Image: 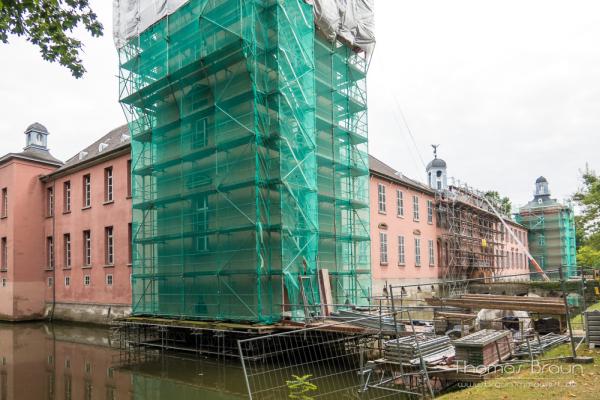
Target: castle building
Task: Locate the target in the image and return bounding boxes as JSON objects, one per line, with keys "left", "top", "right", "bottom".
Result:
{"left": 516, "top": 176, "right": 577, "bottom": 278}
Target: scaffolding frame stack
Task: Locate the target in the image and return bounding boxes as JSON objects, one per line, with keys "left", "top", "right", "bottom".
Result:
{"left": 516, "top": 202, "right": 577, "bottom": 279}
{"left": 118, "top": 0, "right": 371, "bottom": 324}
{"left": 436, "top": 185, "right": 505, "bottom": 297}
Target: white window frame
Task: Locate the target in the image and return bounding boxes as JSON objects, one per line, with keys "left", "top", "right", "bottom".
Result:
{"left": 378, "top": 184, "right": 386, "bottom": 213}
{"left": 379, "top": 232, "right": 388, "bottom": 265}
{"left": 398, "top": 235, "right": 405, "bottom": 266}
{"left": 106, "top": 274, "right": 113, "bottom": 286}
{"left": 413, "top": 195, "right": 420, "bottom": 221}
{"left": 47, "top": 236, "right": 54, "bottom": 269}
{"left": 83, "top": 174, "right": 91, "bottom": 208}
{"left": 47, "top": 187, "right": 54, "bottom": 216}
{"left": 84, "top": 275, "right": 91, "bottom": 286}
{"left": 64, "top": 233, "right": 71, "bottom": 268}
{"left": 105, "top": 167, "right": 114, "bottom": 202}
{"left": 65, "top": 276, "right": 70, "bottom": 287}
{"left": 415, "top": 237, "right": 421, "bottom": 266}
{"left": 105, "top": 226, "right": 114, "bottom": 265}
{"left": 83, "top": 230, "right": 91, "bottom": 266}
{"left": 427, "top": 200, "right": 433, "bottom": 224}
{"left": 428, "top": 239, "right": 435, "bottom": 266}
{"left": 396, "top": 190, "right": 404, "bottom": 217}
{"left": 64, "top": 181, "right": 71, "bottom": 212}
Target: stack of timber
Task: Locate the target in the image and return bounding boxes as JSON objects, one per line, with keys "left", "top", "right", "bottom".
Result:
{"left": 333, "top": 310, "right": 403, "bottom": 333}
{"left": 453, "top": 329, "right": 513, "bottom": 366}
{"left": 426, "top": 294, "right": 567, "bottom": 315}
{"left": 385, "top": 334, "right": 453, "bottom": 365}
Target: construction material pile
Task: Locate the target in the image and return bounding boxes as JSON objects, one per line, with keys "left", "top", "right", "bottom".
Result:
{"left": 335, "top": 310, "right": 403, "bottom": 333}
{"left": 385, "top": 334, "right": 453, "bottom": 365}
{"left": 513, "top": 333, "right": 570, "bottom": 357}
{"left": 453, "top": 329, "right": 513, "bottom": 366}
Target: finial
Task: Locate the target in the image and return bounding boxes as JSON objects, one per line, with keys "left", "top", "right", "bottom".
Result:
{"left": 431, "top": 144, "right": 440, "bottom": 159}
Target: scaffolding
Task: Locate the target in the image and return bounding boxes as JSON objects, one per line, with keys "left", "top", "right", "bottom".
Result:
{"left": 516, "top": 203, "right": 577, "bottom": 279}
{"left": 118, "top": 0, "right": 371, "bottom": 323}
{"left": 436, "top": 186, "right": 504, "bottom": 297}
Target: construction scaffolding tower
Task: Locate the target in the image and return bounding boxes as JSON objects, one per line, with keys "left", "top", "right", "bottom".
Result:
{"left": 436, "top": 185, "right": 504, "bottom": 297}
{"left": 516, "top": 203, "right": 577, "bottom": 279}
{"left": 118, "top": 0, "right": 371, "bottom": 323}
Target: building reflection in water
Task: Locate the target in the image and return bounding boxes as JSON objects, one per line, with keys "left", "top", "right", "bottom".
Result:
{"left": 0, "top": 323, "right": 246, "bottom": 400}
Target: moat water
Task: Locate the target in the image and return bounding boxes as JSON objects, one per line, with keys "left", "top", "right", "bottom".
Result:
{"left": 0, "top": 322, "right": 247, "bottom": 399}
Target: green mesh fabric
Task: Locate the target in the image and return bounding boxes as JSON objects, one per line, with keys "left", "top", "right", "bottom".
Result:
{"left": 516, "top": 206, "right": 577, "bottom": 279}
{"left": 119, "top": 0, "right": 370, "bottom": 323}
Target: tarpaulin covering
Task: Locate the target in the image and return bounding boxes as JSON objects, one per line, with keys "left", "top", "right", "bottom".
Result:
{"left": 113, "top": 0, "right": 375, "bottom": 54}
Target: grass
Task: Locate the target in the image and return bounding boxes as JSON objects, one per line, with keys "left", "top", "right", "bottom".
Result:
{"left": 438, "top": 345, "right": 600, "bottom": 400}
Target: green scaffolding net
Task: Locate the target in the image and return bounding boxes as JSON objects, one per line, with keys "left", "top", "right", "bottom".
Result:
{"left": 516, "top": 204, "right": 577, "bottom": 279}
{"left": 119, "top": 0, "right": 371, "bottom": 323}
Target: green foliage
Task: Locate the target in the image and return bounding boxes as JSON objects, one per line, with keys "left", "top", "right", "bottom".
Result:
{"left": 484, "top": 190, "right": 512, "bottom": 215}
{"left": 0, "top": 0, "right": 103, "bottom": 78}
{"left": 573, "top": 166, "right": 600, "bottom": 267}
{"left": 576, "top": 245, "right": 600, "bottom": 268}
{"left": 286, "top": 374, "right": 318, "bottom": 400}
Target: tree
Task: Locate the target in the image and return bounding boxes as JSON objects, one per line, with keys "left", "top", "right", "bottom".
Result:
{"left": 573, "top": 165, "right": 600, "bottom": 267}
{"left": 484, "top": 190, "right": 512, "bottom": 216}
{"left": 0, "top": 1, "right": 103, "bottom": 78}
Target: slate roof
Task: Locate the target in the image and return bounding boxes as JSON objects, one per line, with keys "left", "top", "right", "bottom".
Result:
{"left": 369, "top": 155, "right": 433, "bottom": 194}
{"left": 0, "top": 147, "right": 63, "bottom": 167}
{"left": 49, "top": 125, "right": 130, "bottom": 175}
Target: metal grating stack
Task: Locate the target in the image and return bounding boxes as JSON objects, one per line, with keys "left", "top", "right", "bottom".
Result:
{"left": 585, "top": 311, "right": 600, "bottom": 347}
{"left": 453, "top": 329, "right": 513, "bottom": 366}
{"left": 385, "top": 334, "right": 453, "bottom": 365}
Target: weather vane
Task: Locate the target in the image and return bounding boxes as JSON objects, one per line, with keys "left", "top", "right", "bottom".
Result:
{"left": 431, "top": 144, "right": 440, "bottom": 159}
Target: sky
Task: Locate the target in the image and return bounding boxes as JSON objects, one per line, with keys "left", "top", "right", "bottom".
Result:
{"left": 1, "top": 0, "right": 599, "bottom": 209}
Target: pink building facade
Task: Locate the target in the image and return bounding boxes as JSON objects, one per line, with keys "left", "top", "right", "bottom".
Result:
{"left": 0, "top": 124, "right": 133, "bottom": 323}
{"left": 42, "top": 126, "right": 133, "bottom": 322}
{"left": 369, "top": 156, "right": 440, "bottom": 294}
{"left": 0, "top": 123, "right": 63, "bottom": 320}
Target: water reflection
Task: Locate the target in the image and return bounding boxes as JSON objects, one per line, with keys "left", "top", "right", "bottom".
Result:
{"left": 0, "top": 323, "right": 246, "bottom": 400}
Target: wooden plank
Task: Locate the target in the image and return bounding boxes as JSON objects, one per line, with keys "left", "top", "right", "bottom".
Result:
{"left": 318, "top": 269, "right": 334, "bottom": 316}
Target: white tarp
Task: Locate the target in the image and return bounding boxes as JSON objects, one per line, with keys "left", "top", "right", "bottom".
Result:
{"left": 113, "top": 0, "right": 188, "bottom": 48}
{"left": 113, "top": 0, "right": 375, "bottom": 55}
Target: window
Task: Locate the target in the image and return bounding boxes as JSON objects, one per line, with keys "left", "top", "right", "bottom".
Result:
{"left": 106, "top": 274, "right": 113, "bottom": 286}
{"left": 413, "top": 195, "right": 420, "bottom": 221}
{"left": 194, "top": 197, "right": 209, "bottom": 252}
{"left": 83, "top": 174, "right": 91, "bottom": 208}
{"left": 538, "top": 234, "right": 545, "bottom": 246}
{"left": 104, "top": 167, "right": 113, "bottom": 202}
{"left": 398, "top": 236, "right": 405, "bottom": 265}
{"left": 105, "top": 227, "right": 114, "bottom": 265}
{"left": 1, "top": 278, "right": 6, "bottom": 287}
{"left": 84, "top": 275, "right": 91, "bottom": 286}
{"left": 63, "top": 234, "right": 71, "bottom": 268}
{"left": 377, "top": 184, "right": 386, "bottom": 213}
{"left": 46, "top": 236, "right": 54, "bottom": 269}
{"left": 47, "top": 277, "right": 53, "bottom": 287}
{"left": 1, "top": 237, "right": 6, "bottom": 270}
{"left": 427, "top": 200, "right": 433, "bottom": 224}
{"left": 379, "top": 232, "right": 388, "bottom": 265}
{"left": 192, "top": 118, "right": 208, "bottom": 148}
{"left": 128, "top": 223, "right": 133, "bottom": 264}
{"left": 65, "top": 276, "right": 70, "bottom": 287}
{"left": 428, "top": 240, "right": 435, "bottom": 266}
{"left": 63, "top": 181, "right": 71, "bottom": 212}
{"left": 1, "top": 188, "right": 7, "bottom": 217}
{"left": 127, "top": 160, "right": 132, "bottom": 197}
{"left": 83, "top": 230, "right": 91, "bottom": 266}
{"left": 396, "top": 190, "right": 404, "bottom": 217}
{"left": 46, "top": 187, "right": 54, "bottom": 216}
{"left": 415, "top": 238, "right": 421, "bottom": 266}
